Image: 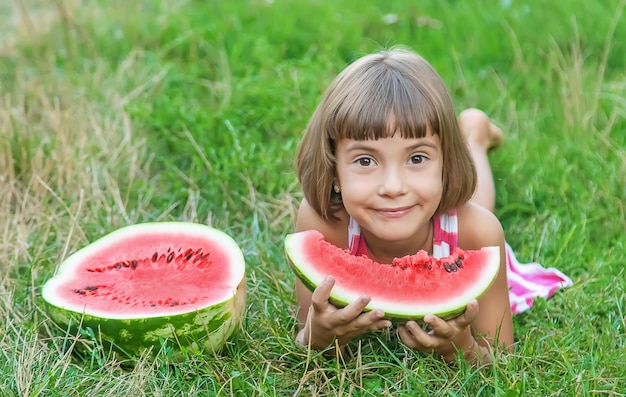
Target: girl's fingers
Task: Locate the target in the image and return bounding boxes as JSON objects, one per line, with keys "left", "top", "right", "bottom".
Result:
{"left": 397, "top": 325, "right": 414, "bottom": 348}
{"left": 310, "top": 276, "right": 335, "bottom": 312}
{"left": 423, "top": 300, "right": 480, "bottom": 336}
{"left": 359, "top": 309, "right": 391, "bottom": 331}
{"left": 453, "top": 300, "right": 479, "bottom": 326}
{"left": 336, "top": 295, "right": 372, "bottom": 323}
{"left": 423, "top": 314, "right": 452, "bottom": 337}
{"left": 398, "top": 321, "right": 434, "bottom": 350}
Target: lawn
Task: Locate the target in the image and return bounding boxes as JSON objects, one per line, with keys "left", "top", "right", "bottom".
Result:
{"left": 1, "top": 0, "right": 625, "bottom": 395}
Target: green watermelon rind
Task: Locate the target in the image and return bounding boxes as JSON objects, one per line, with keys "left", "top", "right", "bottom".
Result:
{"left": 42, "top": 280, "right": 246, "bottom": 359}
{"left": 285, "top": 230, "right": 500, "bottom": 322}
{"left": 40, "top": 222, "right": 247, "bottom": 359}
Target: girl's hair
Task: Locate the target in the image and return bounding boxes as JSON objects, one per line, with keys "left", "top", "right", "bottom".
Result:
{"left": 296, "top": 47, "right": 477, "bottom": 221}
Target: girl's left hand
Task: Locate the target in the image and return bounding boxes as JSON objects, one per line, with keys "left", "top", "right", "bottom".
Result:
{"left": 397, "top": 299, "right": 480, "bottom": 361}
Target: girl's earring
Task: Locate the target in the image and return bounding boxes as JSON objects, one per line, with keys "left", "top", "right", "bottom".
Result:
{"left": 333, "top": 185, "right": 341, "bottom": 194}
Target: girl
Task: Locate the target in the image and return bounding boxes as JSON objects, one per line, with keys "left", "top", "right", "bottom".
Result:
{"left": 293, "top": 47, "right": 514, "bottom": 364}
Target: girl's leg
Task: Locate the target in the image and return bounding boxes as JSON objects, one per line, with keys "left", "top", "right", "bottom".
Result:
{"left": 458, "top": 108, "right": 503, "bottom": 213}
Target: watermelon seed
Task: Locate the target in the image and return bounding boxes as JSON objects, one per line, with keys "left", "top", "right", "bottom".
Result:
{"left": 131, "top": 260, "right": 138, "bottom": 269}
{"left": 443, "top": 263, "right": 458, "bottom": 273}
{"left": 169, "top": 301, "right": 179, "bottom": 306}
{"left": 85, "top": 286, "right": 98, "bottom": 291}
{"left": 455, "top": 258, "right": 463, "bottom": 268}
{"left": 114, "top": 262, "right": 122, "bottom": 270}
{"left": 74, "top": 289, "right": 86, "bottom": 295}
{"left": 186, "top": 253, "right": 193, "bottom": 261}
{"left": 167, "top": 252, "right": 174, "bottom": 263}
{"left": 152, "top": 252, "right": 158, "bottom": 262}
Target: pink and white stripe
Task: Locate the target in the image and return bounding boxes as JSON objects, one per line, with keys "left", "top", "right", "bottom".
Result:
{"left": 504, "top": 242, "right": 573, "bottom": 314}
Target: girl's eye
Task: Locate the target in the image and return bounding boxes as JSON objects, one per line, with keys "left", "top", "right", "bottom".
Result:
{"left": 409, "top": 155, "right": 427, "bottom": 165}
{"left": 356, "top": 157, "right": 375, "bottom": 167}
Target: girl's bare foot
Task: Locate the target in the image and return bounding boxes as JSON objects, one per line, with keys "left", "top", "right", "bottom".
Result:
{"left": 458, "top": 108, "right": 504, "bottom": 152}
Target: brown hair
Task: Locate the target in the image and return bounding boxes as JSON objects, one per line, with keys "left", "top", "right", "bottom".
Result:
{"left": 296, "top": 47, "right": 476, "bottom": 221}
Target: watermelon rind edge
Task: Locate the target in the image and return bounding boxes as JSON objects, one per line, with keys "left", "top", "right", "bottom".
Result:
{"left": 284, "top": 230, "right": 500, "bottom": 322}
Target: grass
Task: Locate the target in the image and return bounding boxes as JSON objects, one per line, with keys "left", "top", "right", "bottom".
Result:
{"left": 1, "top": 0, "right": 625, "bottom": 395}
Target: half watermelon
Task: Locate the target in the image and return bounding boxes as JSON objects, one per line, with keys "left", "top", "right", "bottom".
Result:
{"left": 41, "top": 222, "right": 246, "bottom": 359}
{"left": 285, "top": 230, "right": 500, "bottom": 320}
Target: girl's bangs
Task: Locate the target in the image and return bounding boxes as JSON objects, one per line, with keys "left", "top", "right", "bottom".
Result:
{"left": 329, "top": 69, "right": 437, "bottom": 141}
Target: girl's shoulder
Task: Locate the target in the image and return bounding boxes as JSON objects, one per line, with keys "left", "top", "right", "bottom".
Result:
{"left": 455, "top": 201, "right": 505, "bottom": 250}
{"left": 296, "top": 199, "right": 350, "bottom": 249}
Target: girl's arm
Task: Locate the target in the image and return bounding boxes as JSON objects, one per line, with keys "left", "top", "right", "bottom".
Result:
{"left": 458, "top": 202, "right": 514, "bottom": 354}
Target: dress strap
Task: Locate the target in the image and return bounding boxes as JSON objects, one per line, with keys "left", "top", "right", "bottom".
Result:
{"left": 347, "top": 216, "right": 361, "bottom": 255}
{"left": 433, "top": 209, "right": 459, "bottom": 259}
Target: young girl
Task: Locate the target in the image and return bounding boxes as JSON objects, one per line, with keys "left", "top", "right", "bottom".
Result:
{"left": 292, "top": 47, "right": 514, "bottom": 364}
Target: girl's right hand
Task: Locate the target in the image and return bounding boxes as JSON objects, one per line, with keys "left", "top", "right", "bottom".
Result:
{"left": 296, "top": 276, "right": 393, "bottom": 350}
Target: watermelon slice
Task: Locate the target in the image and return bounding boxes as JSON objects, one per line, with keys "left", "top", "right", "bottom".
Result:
{"left": 285, "top": 230, "right": 500, "bottom": 320}
{"left": 41, "top": 222, "right": 246, "bottom": 359}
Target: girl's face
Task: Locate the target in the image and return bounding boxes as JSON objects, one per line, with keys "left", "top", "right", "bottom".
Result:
{"left": 335, "top": 131, "right": 444, "bottom": 253}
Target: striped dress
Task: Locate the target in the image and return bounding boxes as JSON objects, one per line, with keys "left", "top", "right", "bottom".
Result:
{"left": 348, "top": 210, "right": 573, "bottom": 314}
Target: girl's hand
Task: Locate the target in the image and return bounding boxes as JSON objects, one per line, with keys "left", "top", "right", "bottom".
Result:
{"left": 297, "top": 276, "right": 393, "bottom": 350}
{"left": 397, "top": 299, "right": 481, "bottom": 362}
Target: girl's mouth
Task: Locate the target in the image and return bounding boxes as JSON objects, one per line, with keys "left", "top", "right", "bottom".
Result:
{"left": 375, "top": 206, "right": 414, "bottom": 218}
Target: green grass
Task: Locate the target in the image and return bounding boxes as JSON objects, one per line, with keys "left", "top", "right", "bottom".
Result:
{"left": 1, "top": 0, "right": 625, "bottom": 395}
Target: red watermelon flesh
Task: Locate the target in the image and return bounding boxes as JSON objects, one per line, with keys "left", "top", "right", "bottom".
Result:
{"left": 285, "top": 230, "right": 500, "bottom": 320}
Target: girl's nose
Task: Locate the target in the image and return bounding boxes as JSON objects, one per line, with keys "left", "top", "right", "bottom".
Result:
{"left": 378, "top": 168, "right": 407, "bottom": 197}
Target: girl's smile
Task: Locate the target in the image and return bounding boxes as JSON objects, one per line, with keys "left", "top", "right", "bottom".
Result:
{"left": 374, "top": 205, "right": 415, "bottom": 218}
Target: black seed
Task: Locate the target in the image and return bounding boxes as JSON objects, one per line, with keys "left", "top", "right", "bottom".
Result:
{"left": 150, "top": 304, "right": 156, "bottom": 307}
{"left": 455, "top": 259, "right": 463, "bottom": 268}
{"left": 443, "top": 263, "right": 453, "bottom": 273}
{"left": 131, "top": 260, "right": 138, "bottom": 269}
{"left": 451, "top": 263, "right": 458, "bottom": 272}
{"left": 169, "top": 301, "right": 179, "bottom": 306}
{"left": 87, "top": 269, "right": 95, "bottom": 272}
{"left": 152, "top": 252, "right": 158, "bottom": 262}
{"left": 85, "top": 286, "right": 98, "bottom": 291}
{"left": 114, "top": 263, "right": 122, "bottom": 270}
{"left": 186, "top": 253, "right": 193, "bottom": 261}
{"left": 74, "top": 289, "right": 86, "bottom": 295}
{"left": 167, "top": 252, "right": 174, "bottom": 263}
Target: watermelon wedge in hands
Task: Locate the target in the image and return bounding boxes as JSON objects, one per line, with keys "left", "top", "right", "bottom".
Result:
{"left": 284, "top": 230, "right": 500, "bottom": 321}
{"left": 41, "top": 222, "right": 246, "bottom": 359}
